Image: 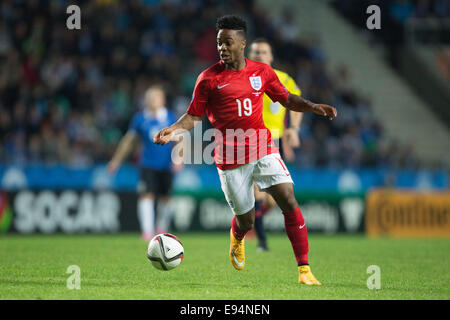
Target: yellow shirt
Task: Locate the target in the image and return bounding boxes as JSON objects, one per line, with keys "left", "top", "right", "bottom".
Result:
{"left": 263, "top": 69, "right": 301, "bottom": 139}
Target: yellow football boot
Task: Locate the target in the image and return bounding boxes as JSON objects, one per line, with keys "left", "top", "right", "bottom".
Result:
{"left": 298, "top": 265, "right": 322, "bottom": 285}
{"left": 229, "top": 229, "right": 245, "bottom": 270}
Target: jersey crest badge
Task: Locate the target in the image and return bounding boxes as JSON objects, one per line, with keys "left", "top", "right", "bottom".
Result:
{"left": 249, "top": 76, "right": 262, "bottom": 91}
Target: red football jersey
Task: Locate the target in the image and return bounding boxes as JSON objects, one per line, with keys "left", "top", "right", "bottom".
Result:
{"left": 186, "top": 58, "right": 290, "bottom": 170}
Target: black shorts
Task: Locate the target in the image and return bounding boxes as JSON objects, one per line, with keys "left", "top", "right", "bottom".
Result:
{"left": 139, "top": 168, "right": 173, "bottom": 196}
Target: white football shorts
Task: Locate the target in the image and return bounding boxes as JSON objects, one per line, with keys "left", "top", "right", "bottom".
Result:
{"left": 217, "top": 153, "right": 293, "bottom": 215}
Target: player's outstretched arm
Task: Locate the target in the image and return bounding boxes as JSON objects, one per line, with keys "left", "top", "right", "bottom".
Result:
{"left": 107, "top": 131, "right": 138, "bottom": 174}
{"left": 153, "top": 113, "right": 202, "bottom": 146}
{"left": 280, "top": 93, "right": 337, "bottom": 120}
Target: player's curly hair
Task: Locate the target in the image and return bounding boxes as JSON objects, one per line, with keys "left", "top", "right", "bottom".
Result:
{"left": 216, "top": 15, "right": 247, "bottom": 38}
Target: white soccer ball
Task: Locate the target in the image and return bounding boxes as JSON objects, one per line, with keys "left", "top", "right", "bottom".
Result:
{"left": 147, "top": 233, "right": 184, "bottom": 271}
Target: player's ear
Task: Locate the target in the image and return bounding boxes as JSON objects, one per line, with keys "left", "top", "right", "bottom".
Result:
{"left": 241, "top": 39, "right": 246, "bottom": 51}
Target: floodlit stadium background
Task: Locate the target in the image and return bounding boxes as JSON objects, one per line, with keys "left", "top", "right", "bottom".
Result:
{"left": 0, "top": 0, "right": 449, "bottom": 237}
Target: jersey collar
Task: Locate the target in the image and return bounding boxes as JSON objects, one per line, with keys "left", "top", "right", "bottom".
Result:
{"left": 220, "top": 57, "right": 248, "bottom": 72}
{"left": 144, "top": 107, "right": 168, "bottom": 122}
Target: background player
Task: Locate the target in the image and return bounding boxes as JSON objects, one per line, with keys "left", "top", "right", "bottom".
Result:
{"left": 248, "top": 38, "right": 304, "bottom": 251}
{"left": 108, "top": 84, "right": 182, "bottom": 241}
{"left": 154, "top": 15, "right": 336, "bottom": 285}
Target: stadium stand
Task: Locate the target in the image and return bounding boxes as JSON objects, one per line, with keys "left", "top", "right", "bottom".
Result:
{"left": 0, "top": 0, "right": 441, "bottom": 169}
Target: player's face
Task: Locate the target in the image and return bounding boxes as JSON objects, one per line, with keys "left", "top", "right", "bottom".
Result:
{"left": 248, "top": 42, "right": 273, "bottom": 65}
{"left": 145, "top": 88, "right": 165, "bottom": 110}
{"left": 217, "top": 29, "right": 246, "bottom": 65}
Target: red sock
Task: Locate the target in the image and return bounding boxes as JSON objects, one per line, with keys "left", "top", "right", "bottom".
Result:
{"left": 231, "top": 216, "right": 247, "bottom": 241}
{"left": 255, "top": 208, "right": 262, "bottom": 218}
{"left": 283, "top": 207, "right": 309, "bottom": 265}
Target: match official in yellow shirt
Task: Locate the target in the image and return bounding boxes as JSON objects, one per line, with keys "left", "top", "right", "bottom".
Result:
{"left": 248, "top": 38, "right": 303, "bottom": 251}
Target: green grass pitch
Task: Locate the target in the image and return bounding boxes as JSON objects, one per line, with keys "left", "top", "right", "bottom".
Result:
{"left": 0, "top": 233, "right": 449, "bottom": 300}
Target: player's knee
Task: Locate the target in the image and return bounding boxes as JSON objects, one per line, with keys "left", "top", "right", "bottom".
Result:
{"left": 286, "top": 195, "right": 298, "bottom": 212}
{"left": 241, "top": 220, "right": 254, "bottom": 232}
{"left": 237, "top": 216, "right": 254, "bottom": 232}
{"left": 141, "top": 193, "right": 155, "bottom": 200}
{"left": 277, "top": 191, "right": 298, "bottom": 213}
{"left": 159, "top": 196, "right": 170, "bottom": 203}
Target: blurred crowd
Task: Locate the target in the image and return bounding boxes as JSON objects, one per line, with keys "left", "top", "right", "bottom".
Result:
{"left": 333, "top": 0, "right": 450, "bottom": 65}
{"left": 334, "top": 0, "right": 450, "bottom": 30}
{"left": 0, "top": 0, "right": 421, "bottom": 168}
{"left": 435, "top": 47, "right": 450, "bottom": 81}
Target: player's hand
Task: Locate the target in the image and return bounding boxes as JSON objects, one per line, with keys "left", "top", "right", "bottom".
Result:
{"left": 282, "top": 143, "right": 295, "bottom": 162}
{"left": 312, "top": 104, "right": 337, "bottom": 120}
{"left": 153, "top": 127, "right": 175, "bottom": 145}
{"left": 107, "top": 159, "right": 120, "bottom": 175}
{"left": 284, "top": 128, "right": 300, "bottom": 149}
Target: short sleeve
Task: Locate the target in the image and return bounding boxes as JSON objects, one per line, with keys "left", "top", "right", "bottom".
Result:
{"left": 285, "top": 74, "right": 301, "bottom": 96}
{"left": 264, "top": 66, "right": 290, "bottom": 102}
{"left": 128, "top": 113, "right": 140, "bottom": 134}
{"left": 186, "top": 72, "right": 210, "bottom": 117}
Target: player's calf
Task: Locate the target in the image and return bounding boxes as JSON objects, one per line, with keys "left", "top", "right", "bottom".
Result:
{"left": 282, "top": 206, "right": 309, "bottom": 265}
{"left": 266, "top": 183, "right": 316, "bottom": 283}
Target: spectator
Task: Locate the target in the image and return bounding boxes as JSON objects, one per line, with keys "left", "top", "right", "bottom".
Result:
{"left": 0, "top": 0, "right": 420, "bottom": 169}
